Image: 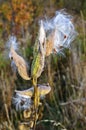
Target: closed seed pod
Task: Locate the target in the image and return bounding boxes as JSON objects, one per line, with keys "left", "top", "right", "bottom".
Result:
{"left": 31, "top": 20, "right": 46, "bottom": 79}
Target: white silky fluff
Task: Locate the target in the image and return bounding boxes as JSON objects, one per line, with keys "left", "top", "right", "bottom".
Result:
{"left": 12, "top": 94, "right": 32, "bottom": 111}
{"left": 6, "top": 36, "right": 19, "bottom": 73}
{"left": 43, "top": 10, "right": 77, "bottom": 54}
{"left": 6, "top": 35, "right": 19, "bottom": 59}
{"left": 7, "top": 35, "right": 18, "bottom": 51}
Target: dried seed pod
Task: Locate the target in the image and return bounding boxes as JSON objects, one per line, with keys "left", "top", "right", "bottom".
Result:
{"left": 15, "top": 84, "right": 51, "bottom": 97}
{"left": 43, "top": 10, "right": 77, "bottom": 55}
{"left": 9, "top": 47, "right": 31, "bottom": 80}
{"left": 46, "top": 31, "right": 55, "bottom": 56}
{"left": 13, "top": 84, "right": 51, "bottom": 111}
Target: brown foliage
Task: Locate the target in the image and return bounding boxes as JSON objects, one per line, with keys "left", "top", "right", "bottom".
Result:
{"left": 0, "top": 0, "right": 34, "bottom": 35}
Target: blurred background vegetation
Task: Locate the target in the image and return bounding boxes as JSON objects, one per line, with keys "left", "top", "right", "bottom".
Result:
{"left": 0, "top": 0, "right": 86, "bottom": 130}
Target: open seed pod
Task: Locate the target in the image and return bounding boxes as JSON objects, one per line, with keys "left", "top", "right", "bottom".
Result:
{"left": 46, "top": 31, "right": 55, "bottom": 56}
{"left": 44, "top": 10, "right": 77, "bottom": 55}
{"left": 12, "top": 84, "right": 51, "bottom": 111}
{"left": 9, "top": 47, "right": 31, "bottom": 80}
{"left": 7, "top": 36, "right": 31, "bottom": 80}
{"left": 15, "top": 84, "right": 51, "bottom": 98}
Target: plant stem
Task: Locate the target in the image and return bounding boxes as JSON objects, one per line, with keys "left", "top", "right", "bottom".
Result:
{"left": 33, "top": 77, "right": 39, "bottom": 130}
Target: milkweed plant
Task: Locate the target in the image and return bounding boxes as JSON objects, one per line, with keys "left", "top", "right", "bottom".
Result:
{"left": 7, "top": 10, "right": 77, "bottom": 130}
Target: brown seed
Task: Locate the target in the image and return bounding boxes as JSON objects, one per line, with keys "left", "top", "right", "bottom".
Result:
{"left": 64, "top": 35, "right": 67, "bottom": 39}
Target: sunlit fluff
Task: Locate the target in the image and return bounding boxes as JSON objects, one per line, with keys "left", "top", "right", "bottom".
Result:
{"left": 7, "top": 35, "right": 18, "bottom": 51}
{"left": 7, "top": 35, "right": 31, "bottom": 80}
{"left": 12, "top": 84, "right": 51, "bottom": 111}
{"left": 7, "top": 35, "right": 19, "bottom": 59}
{"left": 43, "top": 10, "right": 77, "bottom": 54}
